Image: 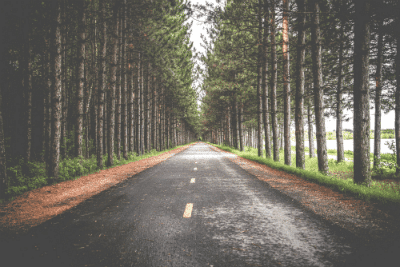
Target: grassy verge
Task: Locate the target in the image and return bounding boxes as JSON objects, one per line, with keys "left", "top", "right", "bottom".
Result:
{"left": 1, "top": 143, "right": 193, "bottom": 203}
{"left": 210, "top": 143, "right": 400, "bottom": 207}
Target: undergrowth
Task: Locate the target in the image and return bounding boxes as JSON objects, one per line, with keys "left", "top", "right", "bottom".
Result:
{"left": 1, "top": 144, "right": 191, "bottom": 203}
{"left": 211, "top": 143, "right": 400, "bottom": 207}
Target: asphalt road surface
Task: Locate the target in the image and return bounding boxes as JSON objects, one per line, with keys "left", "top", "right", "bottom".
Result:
{"left": 1, "top": 143, "right": 397, "bottom": 266}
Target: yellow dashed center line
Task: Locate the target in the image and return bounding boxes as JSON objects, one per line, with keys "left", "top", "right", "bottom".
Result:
{"left": 194, "top": 167, "right": 197, "bottom": 171}
{"left": 183, "top": 203, "right": 193, "bottom": 218}
{"left": 190, "top": 178, "right": 195, "bottom": 183}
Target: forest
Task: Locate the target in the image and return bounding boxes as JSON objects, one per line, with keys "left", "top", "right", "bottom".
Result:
{"left": 0, "top": 0, "right": 201, "bottom": 200}
{"left": 0, "top": 0, "right": 400, "bottom": 202}
{"left": 198, "top": 0, "right": 400, "bottom": 188}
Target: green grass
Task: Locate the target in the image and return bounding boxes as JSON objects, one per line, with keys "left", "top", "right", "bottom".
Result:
{"left": 1, "top": 143, "right": 193, "bottom": 203}
{"left": 210, "top": 143, "right": 400, "bottom": 207}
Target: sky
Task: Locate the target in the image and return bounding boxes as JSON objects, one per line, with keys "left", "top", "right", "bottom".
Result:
{"left": 187, "top": 0, "right": 395, "bottom": 132}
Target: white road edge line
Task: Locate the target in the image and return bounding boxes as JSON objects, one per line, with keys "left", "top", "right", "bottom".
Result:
{"left": 190, "top": 178, "right": 195, "bottom": 183}
{"left": 183, "top": 203, "right": 193, "bottom": 218}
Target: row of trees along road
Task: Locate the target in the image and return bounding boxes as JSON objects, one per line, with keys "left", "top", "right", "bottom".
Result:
{"left": 0, "top": 0, "right": 201, "bottom": 199}
{"left": 198, "top": 0, "right": 400, "bottom": 186}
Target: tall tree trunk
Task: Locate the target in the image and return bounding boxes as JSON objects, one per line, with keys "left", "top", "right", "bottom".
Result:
{"left": 46, "top": 48, "right": 52, "bottom": 166}
{"left": 23, "top": 13, "right": 32, "bottom": 163}
{"left": 257, "top": 0, "right": 263, "bottom": 156}
{"left": 282, "top": 0, "right": 291, "bottom": 165}
{"left": 227, "top": 105, "right": 232, "bottom": 147}
{"left": 232, "top": 97, "right": 238, "bottom": 149}
{"left": 0, "top": 70, "right": 7, "bottom": 199}
{"left": 373, "top": 19, "right": 383, "bottom": 168}
{"left": 144, "top": 62, "right": 149, "bottom": 152}
{"left": 353, "top": 0, "right": 371, "bottom": 185}
{"left": 239, "top": 105, "right": 244, "bottom": 151}
{"left": 161, "top": 85, "right": 165, "bottom": 150}
{"left": 97, "top": 0, "right": 107, "bottom": 169}
{"left": 61, "top": 1, "right": 68, "bottom": 159}
{"left": 140, "top": 58, "right": 144, "bottom": 154}
{"left": 152, "top": 74, "right": 157, "bottom": 150}
{"left": 336, "top": 6, "right": 345, "bottom": 163}
{"left": 107, "top": 4, "right": 119, "bottom": 167}
{"left": 307, "top": 97, "right": 315, "bottom": 158}
{"left": 129, "top": 50, "right": 134, "bottom": 153}
{"left": 166, "top": 108, "right": 170, "bottom": 149}
{"left": 75, "top": 0, "right": 85, "bottom": 158}
{"left": 41, "top": 52, "right": 48, "bottom": 163}
{"left": 262, "top": 0, "right": 270, "bottom": 158}
{"left": 395, "top": 9, "right": 400, "bottom": 175}
{"left": 136, "top": 52, "right": 141, "bottom": 156}
{"left": 116, "top": 9, "right": 122, "bottom": 160}
{"left": 173, "top": 111, "right": 177, "bottom": 147}
{"left": 49, "top": 1, "right": 62, "bottom": 182}
{"left": 295, "top": 0, "right": 305, "bottom": 169}
{"left": 311, "top": 1, "right": 328, "bottom": 174}
{"left": 235, "top": 97, "right": 240, "bottom": 149}
{"left": 104, "top": 89, "right": 108, "bottom": 156}
{"left": 122, "top": 0, "right": 128, "bottom": 159}
{"left": 270, "top": 0, "right": 279, "bottom": 161}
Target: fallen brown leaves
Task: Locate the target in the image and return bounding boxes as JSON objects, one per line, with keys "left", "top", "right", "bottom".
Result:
{"left": 0, "top": 144, "right": 192, "bottom": 234}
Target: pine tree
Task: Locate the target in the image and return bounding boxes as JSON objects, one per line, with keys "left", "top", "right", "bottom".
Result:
{"left": 353, "top": 0, "right": 371, "bottom": 185}
{"left": 311, "top": 1, "right": 328, "bottom": 174}
{"left": 49, "top": 0, "right": 62, "bottom": 182}
{"left": 295, "top": 0, "right": 306, "bottom": 169}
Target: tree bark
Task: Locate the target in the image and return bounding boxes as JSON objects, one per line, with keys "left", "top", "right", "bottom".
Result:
{"left": 239, "top": 105, "right": 244, "bottom": 151}
{"left": 23, "top": 13, "right": 32, "bottom": 163}
{"left": 336, "top": 6, "right": 345, "bottom": 163}
{"left": 395, "top": 8, "right": 400, "bottom": 175}
{"left": 49, "top": 0, "right": 62, "bottom": 182}
{"left": 61, "top": 1, "right": 68, "bottom": 159}
{"left": 97, "top": 0, "right": 107, "bottom": 169}
{"left": 270, "top": 0, "right": 279, "bottom": 161}
{"left": 232, "top": 96, "right": 238, "bottom": 149}
{"left": 311, "top": 1, "right": 328, "bottom": 174}
{"left": 373, "top": 19, "right": 383, "bottom": 168}
{"left": 75, "top": 0, "right": 85, "bottom": 158}
{"left": 136, "top": 52, "right": 141, "bottom": 156}
{"left": 107, "top": 4, "right": 119, "bottom": 167}
{"left": 262, "top": 0, "right": 270, "bottom": 158}
{"left": 129, "top": 50, "right": 134, "bottom": 153}
{"left": 295, "top": 0, "right": 305, "bottom": 169}
{"left": 152, "top": 75, "right": 157, "bottom": 150}
{"left": 46, "top": 47, "right": 52, "bottom": 167}
{"left": 282, "top": 0, "right": 291, "bottom": 165}
{"left": 144, "top": 62, "right": 149, "bottom": 152}
{"left": 307, "top": 96, "right": 315, "bottom": 158}
{"left": 140, "top": 58, "right": 145, "bottom": 154}
{"left": 0, "top": 69, "right": 7, "bottom": 199}
{"left": 116, "top": 9, "right": 122, "bottom": 160}
{"left": 122, "top": 0, "right": 128, "bottom": 159}
{"left": 257, "top": 0, "right": 263, "bottom": 156}
{"left": 353, "top": 0, "right": 371, "bottom": 185}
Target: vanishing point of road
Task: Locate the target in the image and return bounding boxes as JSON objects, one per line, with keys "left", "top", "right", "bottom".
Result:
{"left": 1, "top": 143, "right": 396, "bottom": 266}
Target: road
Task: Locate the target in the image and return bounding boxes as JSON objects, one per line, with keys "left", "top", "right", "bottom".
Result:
{"left": 0, "top": 143, "right": 395, "bottom": 266}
